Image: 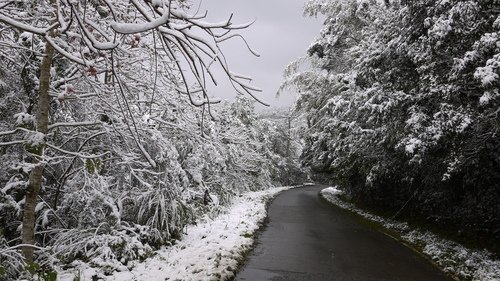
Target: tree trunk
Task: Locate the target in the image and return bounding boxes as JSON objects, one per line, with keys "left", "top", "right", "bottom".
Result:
{"left": 22, "top": 40, "right": 54, "bottom": 263}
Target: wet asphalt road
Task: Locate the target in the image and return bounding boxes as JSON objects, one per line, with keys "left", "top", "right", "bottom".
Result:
{"left": 236, "top": 185, "right": 454, "bottom": 281}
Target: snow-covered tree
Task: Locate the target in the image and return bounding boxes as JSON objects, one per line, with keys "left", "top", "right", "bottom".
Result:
{"left": 0, "top": 0, "right": 281, "bottom": 277}
{"left": 286, "top": 0, "right": 500, "bottom": 252}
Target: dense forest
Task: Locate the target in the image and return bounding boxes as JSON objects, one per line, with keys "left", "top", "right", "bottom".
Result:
{"left": 0, "top": 0, "right": 304, "bottom": 278}
{"left": 284, "top": 0, "right": 499, "bottom": 253}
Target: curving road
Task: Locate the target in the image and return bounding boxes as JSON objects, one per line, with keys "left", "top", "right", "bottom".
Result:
{"left": 236, "top": 185, "right": 454, "bottom": 281}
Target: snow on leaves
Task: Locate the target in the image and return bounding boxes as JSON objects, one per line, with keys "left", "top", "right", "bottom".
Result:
{"left": 289, "top": 0, "right": 500, "bottom": 263}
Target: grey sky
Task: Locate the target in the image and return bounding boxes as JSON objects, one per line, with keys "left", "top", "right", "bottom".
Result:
{"left": 193, "top": 0, "right": 323, "bottom": 110}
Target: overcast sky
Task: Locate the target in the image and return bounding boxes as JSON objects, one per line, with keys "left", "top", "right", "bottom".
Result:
{"left": 192, "top": 0, "right": 323, "bottom": 110}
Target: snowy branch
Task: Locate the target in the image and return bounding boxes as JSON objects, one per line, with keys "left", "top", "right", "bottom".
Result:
{"left": 0, "top": 127, "right": 30, "bottom": 137}
{"left": 46, "top": 143, "right": 111, "bottom": 159}
{"left": 0, "top": 140, "right": 26, "bottom": 146}
{"left": 0, "top": 13, "right": 47, "bottom": 35}
{"left": 47, "top": 122, "right": 101, "bottom": 131}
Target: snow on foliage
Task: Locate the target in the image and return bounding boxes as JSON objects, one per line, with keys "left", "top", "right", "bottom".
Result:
{"left": 285, "top": 0, "right": 500, "bottom": 262}
{"left": 475, "top": 56, "right": 500, "bottom": 86}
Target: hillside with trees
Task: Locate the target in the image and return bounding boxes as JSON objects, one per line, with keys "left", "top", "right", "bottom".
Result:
{"left": 284, "top": 0, "right": 500, "bottom": 253}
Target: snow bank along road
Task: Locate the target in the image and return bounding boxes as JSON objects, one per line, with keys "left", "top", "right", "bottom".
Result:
{"left": 58, "top": 186, "right": 294, "bottom": 281}
{"left": 236, "top": 185, "right": 454, "bottom": 281}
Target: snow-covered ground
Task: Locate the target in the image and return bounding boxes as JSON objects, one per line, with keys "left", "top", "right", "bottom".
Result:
{"left": 321, "top": 186, "right": 500, "bottom": 281}
{"left": 58, "top": 186, "right": 293, "bottom": 281}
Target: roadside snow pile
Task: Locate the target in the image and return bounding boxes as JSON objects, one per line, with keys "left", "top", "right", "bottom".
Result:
{"left": 322, "top": 186, "right": 344, "bottom": 196}
{"left": 321, "top": 187, "right": 500, "bottom": 281}
{"left": 58, "top": 186, "right": 293, "bottom": 281}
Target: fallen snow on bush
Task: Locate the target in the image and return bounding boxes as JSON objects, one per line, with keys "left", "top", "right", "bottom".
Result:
{"left": 321, "top": 187, "right": 500, "bottom": 281}
{"left": 58, "top": 186, "right": 293, "bottom": 281}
